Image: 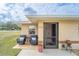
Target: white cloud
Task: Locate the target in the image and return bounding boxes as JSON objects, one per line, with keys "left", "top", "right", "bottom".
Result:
{"left": 0, "top": 3, "right": 79, "bottom": 22}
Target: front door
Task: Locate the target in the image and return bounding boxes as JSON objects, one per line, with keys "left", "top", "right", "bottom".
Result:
{"left": 44, "top": 23, "right": 58, "bottom": 49}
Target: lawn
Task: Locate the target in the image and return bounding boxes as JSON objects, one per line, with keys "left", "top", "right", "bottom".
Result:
{"left": 0, "top": 31, "right": 21, "bottom": 56}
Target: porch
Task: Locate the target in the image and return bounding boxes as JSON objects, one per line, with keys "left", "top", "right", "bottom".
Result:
{"left": 20, "top": 21, "right": 59, "bottom": 49}
{"left": 20, "top": 17, "right": 79, "bottom": 49}
{"left": 17, "top": 49, "right": 76, "bottom": 56}
{"left": 13, "top": 44, "right": 76, "bottom": 56}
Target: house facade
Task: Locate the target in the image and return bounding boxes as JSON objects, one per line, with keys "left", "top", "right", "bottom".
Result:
{"left": 20, "top": 16, "right": 79, "bottom": 49}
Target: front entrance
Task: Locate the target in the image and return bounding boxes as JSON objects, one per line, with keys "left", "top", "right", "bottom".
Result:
{"left": 44, "top": 22, "right": 58, "bottom": 49}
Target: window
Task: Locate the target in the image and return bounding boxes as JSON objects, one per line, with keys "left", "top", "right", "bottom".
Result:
{"left": 29, "top": 25, "right": 36, "bottom": 35}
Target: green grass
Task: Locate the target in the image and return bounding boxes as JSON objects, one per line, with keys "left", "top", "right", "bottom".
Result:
{"left": 0, "top": 31, "right": 21, "bottom": 56}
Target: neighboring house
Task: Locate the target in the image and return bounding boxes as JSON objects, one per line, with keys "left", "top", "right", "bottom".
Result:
{"left": 20, "top": 15, "right": 79, "bottom": 49}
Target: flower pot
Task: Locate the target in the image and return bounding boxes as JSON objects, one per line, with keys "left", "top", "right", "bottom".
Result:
{"left": 37, "top": 44, "right": 43, "bottom": 53}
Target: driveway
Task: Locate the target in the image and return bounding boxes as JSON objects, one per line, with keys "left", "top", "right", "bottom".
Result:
{"left": 18, "top": 49, "right": 76, "bottom": 56}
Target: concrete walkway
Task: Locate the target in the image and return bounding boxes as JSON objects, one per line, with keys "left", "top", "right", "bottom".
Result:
{"left": 18, "top": 49, "right": 76, "bottom": 56}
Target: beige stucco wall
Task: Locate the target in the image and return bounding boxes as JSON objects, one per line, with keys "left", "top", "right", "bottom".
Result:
{"left": 59, "top": 20, "right": 79, "bottom": 41}
{"left": 41, "top": 20, "right": 79, "bottom": 42}
{"left": 21, "top": 24, "right": 29, "bottom": 35}
{"left": 38, "top": 21, "right": 44, "bottom": 44}
{"left": 21, "top": 20, "right": 79, "bottom": 42}
{"left": 43, "top": 20, "right": 79, "bottom": 49}
{"left": 21, "top": 20, "right": 79, "bottom": 49}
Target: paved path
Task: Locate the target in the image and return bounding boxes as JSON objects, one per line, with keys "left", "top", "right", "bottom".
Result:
{"left": 18, "top": 49, "right": 76, "bottom": 56}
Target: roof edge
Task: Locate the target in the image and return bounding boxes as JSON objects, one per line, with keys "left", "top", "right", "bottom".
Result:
{"left": 26, "top": 15, "right": 79, "bottom": 18}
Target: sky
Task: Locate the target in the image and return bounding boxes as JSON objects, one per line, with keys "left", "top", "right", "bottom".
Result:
{"left": 0, "top": 3, "right": 79, "bottom": 22}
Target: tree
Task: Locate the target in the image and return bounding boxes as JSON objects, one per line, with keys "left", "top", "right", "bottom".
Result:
{"left": 0, "top": 21, "right": 21, "bottom": 30}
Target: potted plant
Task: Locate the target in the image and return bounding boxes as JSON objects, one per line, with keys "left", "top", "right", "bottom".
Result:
{"left": 65, "top": 40, "right": 72, "bottom": 51}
